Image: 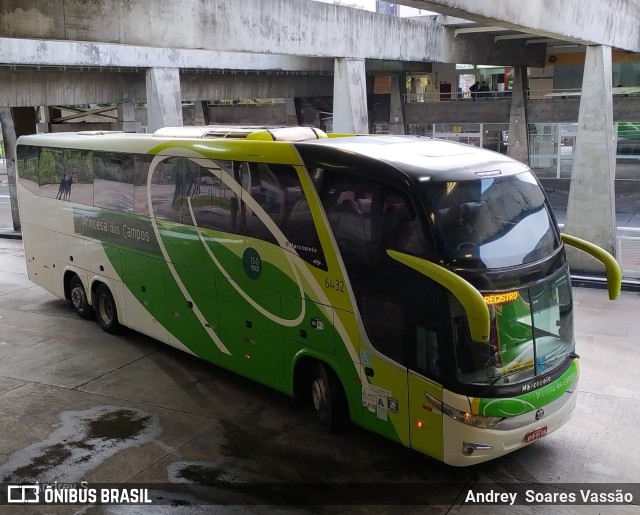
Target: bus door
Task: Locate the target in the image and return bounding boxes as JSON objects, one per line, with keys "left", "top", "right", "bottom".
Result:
{"left": 319, "top": 170, "right": 445, "bottom": 452}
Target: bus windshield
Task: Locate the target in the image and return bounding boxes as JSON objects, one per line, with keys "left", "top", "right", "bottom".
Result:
{"left": 423, "top": 171, "right": 560, "bottom": 268}
{"left": 451, "top": 268, "right": 574, "bottom": 387}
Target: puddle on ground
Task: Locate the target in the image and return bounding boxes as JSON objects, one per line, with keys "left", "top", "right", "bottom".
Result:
{"left": 0, "top": 406, "right": 160, "bottom": 483}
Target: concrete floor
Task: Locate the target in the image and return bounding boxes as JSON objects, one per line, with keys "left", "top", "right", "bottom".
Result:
{"left": 0, "top": 238, "right": 638, "bottom": 514}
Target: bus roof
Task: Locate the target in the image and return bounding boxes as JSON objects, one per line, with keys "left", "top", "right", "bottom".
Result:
{"left": 295, "top": 135, "right": 530, "bottom": 182}
{"left": 17, "top": 129, "right": 529, "bottom": 182}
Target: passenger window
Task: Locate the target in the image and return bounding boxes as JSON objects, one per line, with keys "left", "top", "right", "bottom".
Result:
{"left": 133, "top": 154, "right": 154, "bottom": 215}
{"left": 93, "top": 152, "right": 134, "bottom": 212}
{"left": 18, "top": 145, "right": 40, "bottom": 194}
{"left": 186, "top": 159, "right": 238, "bottom": 234}
{"left": 382, "top": 193, "right": 427, "bottom": 256}
{"left": 415, "top": 326, "right": 440, "bottom": 379}
{"left": 361, "top": 295, "right": 406, "bottom": 364}
{"left": 242, "top": 163, "right": 326, "bottom": 269}
{"left": 149, "top": 157, "right": 184, "bottom": 223}
{"left": 64, "top": 149, "right": 93, "bottom": 206}
{"left": 323, "top": 179, "right": 375, "bottom": 267}
{"left": 319, "top": 171, "right": 440, "bottom": 370}
{"left": 38, "top": 147, "right": 64, "bottom": 199}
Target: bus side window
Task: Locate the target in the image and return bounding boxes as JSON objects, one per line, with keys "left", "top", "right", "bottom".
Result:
{"left": 323, "top": 182, "right": 374, "bottom": 267}
{"left": 382, "top": 192, "right": 427, "bottom": 256}
{"left": 38, "top": 147, "right": 63, "bottom": 199}
{"left": 18, "top": 145, "right": 40, "bottom": 195}
{"left": 63, "top": 149, "right": 93, "bottom": 206}
{"left": 181, "top": 159, "right": 237, "bottom": 235}
{"left": 361, "top": 294, "right": 406, "bottom": 365}
{"left": 149, "top": 157, "right": 184, "bottom": 223}
{"left": 242, "top": 163, "right": 326, "bottom": 269}
{"left": 93, "top": 151, "right": 134, "bottom": 213}
{"left": 415, "top": 326, "right": 440, "bottom": 380}
{"left": 133, "top": 154, "right": 154, "bottom": 215}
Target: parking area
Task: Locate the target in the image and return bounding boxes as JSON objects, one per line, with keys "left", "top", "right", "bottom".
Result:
{"left": 0, "top": 237, "right": 638, "bottom": 513}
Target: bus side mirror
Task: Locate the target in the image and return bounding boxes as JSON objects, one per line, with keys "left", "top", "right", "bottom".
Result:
{"left": 387, "top": 249, "right": 490, "bottom": 343}
{"left": 560, "top": 233, "right": 622, "bottom": 300}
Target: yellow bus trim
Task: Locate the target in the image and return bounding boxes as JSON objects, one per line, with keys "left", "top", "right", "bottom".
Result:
{"left": 386, "top": 250, "right": 490, "bottom": 343}
{"left": 561, "top": 233, "right": 622, "bottom": 300}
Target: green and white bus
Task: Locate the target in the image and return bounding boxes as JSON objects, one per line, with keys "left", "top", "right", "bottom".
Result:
{"left": 16, "top": 126, "right": 621, "bottom": 466}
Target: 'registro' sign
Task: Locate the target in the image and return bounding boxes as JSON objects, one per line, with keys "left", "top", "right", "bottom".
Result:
{"left": 483, "top": 291, "right": 519, "bottom": 305}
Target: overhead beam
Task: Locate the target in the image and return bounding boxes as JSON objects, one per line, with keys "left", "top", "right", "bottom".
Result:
{"left": 0, "top": 37, "right": 335, "bottom": 72}
{"left": 0, "top": 70, "right": 334, "bottom": 107}
{"left": 391, "top": 0, "right": 640, "bottom": 51}
{"left": 0, "top": 1, "right": 545, "bottom": 66}
{"left": 454, "top": 26, "right": 509, "bottom": 36}
{"left": 494, "top": 33, "right": 534, "bottom": 42}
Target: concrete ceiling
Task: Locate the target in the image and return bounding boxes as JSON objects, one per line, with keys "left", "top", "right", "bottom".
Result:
{"left": 391, "top": 0, "right": 640, "bottom": 52}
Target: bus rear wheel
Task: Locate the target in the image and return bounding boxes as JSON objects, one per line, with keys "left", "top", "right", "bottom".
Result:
{"left": 93, "top": 284, "right": 121, "bottom": 334}
{"left": 311, "top": 363, "right": 349, "bottom": 432}
{"left": 69, "top": 275, "right": 94, "bottom": 320}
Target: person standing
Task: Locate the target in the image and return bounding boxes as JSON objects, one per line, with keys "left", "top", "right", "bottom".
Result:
{"left": 469, "top": 81, "right": 480, "bottom": 100}
{"left": 479, "top": 81, "right": 491, "bottom": 98}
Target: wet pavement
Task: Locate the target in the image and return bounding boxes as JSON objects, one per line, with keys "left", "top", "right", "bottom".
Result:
{"left": 0, "top": 237, "right": 638, "bottom": 513}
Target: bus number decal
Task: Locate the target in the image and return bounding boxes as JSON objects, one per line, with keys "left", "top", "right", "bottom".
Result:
{"left": 324, "top": 277, "right": 345, "bottom": 293}
{"left": 242, "top": 248, "right": 262, "bottom": 279}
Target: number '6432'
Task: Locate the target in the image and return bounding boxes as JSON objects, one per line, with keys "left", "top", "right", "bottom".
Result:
{"left": 324, "top": 277, "right": 345, "bottom": 292}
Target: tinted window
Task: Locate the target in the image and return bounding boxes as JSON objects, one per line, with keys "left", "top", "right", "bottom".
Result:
{"left": 64, "top": 149, "right": 93, "bottom": 206}
{"left": 93, "top": 152, "right": 134, "bottom": 212}
{"left": 18, "top": 145, "right": 39, "bottom": 194}
{"left": 149, "top": 157, "right": 183, "bottom": 223}
{"left": 320, "top": 171, "right": 441, "bottom": 371}
{"left": 243, "top": 163, "right": 326, "bottom": 268}
{"left": 39, "top": 147, "right": 63, "bottom": 199}
{"left": 189, "top": 160, "right": 239, "bottom": 234}
{"left": 133, "top": 154, "right": 154, "bottom": 215}
{"left": 183, "top": 160, "right": 239, "bottom": 232}
{"left": 424, "top": 171, "right": 559, "bottom": 268}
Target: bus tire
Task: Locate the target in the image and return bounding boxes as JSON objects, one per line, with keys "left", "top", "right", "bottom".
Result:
{"left": 311, "top": 362, "right": 349, "bottom": 432}
{"left": 69, "top": 275, "right": 94, "bottom": 320}
{"left": 93, "top": 284, "right": 121, "bottom": 334}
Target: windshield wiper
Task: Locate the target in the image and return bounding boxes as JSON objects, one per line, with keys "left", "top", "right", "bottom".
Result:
{"left": 477, "top": 367, "right": 528, "bottom": 397}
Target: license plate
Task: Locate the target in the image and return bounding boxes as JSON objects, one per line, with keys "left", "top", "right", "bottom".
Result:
{"left": 524, "top": 426, "right": 548, "bottom": 443}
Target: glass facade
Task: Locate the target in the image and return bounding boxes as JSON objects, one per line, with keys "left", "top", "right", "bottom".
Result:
{"left": 405, "top": 122, "right": 640, "bottom": 180}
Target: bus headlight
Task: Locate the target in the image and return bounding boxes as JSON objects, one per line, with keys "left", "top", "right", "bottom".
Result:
{"left": 424, "top": 393, "right": 503, "bottom": 428}
{"left": 442, "top": 404, "right": 504, "bottom": 428}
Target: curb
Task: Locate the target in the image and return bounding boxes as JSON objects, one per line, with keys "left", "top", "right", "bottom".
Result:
{"left": 0, "top": 232, "right": 22, "bottom": 240}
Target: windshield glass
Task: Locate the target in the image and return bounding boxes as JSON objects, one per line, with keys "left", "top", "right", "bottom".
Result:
{"left": 452, "top": 268, "right": 574, "bottom": 387}
{"left": 423, "top": 172, "right": 560, "bottom": 268}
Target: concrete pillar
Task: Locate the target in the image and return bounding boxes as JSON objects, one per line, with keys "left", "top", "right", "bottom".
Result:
{"left": 285, "top": 98, "right": 298, "bottom": 126}
{"left": 506, "top": 66, "right": 529, "bottom": 164}
{"left": 1, "top": 107, "right": 36, "bottom": 231}
{"left": 389, "top": 74, "right": 406, "bottom": 135}
{"left": 146, "top": 67, "right": 183, "bottom": 132}
{"left": 333, "top": 58, "right": 368, "bottom": 134}
{"left": 565, "top": 45, "right": 616, "bottom": 272}
{"left": 115, "top": 101, "right": 141, "bottom": 132}
{"left": 36, "top": 106, "right": 58, "bottom": 133}
{"left": 194, "top": 101, "right": 208, "bottom": 126}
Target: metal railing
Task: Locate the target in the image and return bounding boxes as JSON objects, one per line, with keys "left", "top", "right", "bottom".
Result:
{"left": 560, "top": 224, "right": 640, "bottom": 279}
{"left": 404, "top": 87, "right": 640, "bottom": 103}
{"left": 404, "top": 91, "right": 510, "bottom": 102}
{"left": 617, "top": 227, "right": 640, "bottom": 278}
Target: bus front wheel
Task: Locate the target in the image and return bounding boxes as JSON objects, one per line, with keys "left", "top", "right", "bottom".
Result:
{"left": 69, "top": 275, "right": 94, "bottom": 320}
{"left": 93, "top": 284, "right": 121, "bottom": 334}
{"left": 311, "top": 363, "right": 349, "bottom": 432}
